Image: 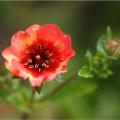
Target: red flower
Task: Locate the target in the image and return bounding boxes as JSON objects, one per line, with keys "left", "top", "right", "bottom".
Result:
{"left": 2, "top": 24, "right": 75, "bottom": 86}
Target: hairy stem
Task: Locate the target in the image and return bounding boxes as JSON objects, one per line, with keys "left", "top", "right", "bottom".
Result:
{"left": 38, "top": 73, "right": 77, "bottom": 102}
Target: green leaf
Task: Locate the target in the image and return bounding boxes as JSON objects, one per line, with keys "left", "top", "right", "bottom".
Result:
{"left": 85, "top": 50, "right": 93, "bottom": 70}
{"left": 11, "top": 78, "right": 20, "bottom": 91}
{"left": 50, "top": 79, "right": 97, "bottom": 103}
{"left": 78, "top": 65, "right": 93, "bottom": 78}
{"left": 0, "top": 90, "right": 6, "bottom": 103}
{"left": 96, "top": 37, "right": 107, "bottom": 56}
{"left": 98, "top": 68, "right": 113, "bottom": 78}
{"left": 106, "top": 26, "right": 112, "bottom": 41}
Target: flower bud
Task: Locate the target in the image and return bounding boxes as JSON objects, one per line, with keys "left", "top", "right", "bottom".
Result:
{"left": 106, "top": 40, "right": 119, "bottom": 55}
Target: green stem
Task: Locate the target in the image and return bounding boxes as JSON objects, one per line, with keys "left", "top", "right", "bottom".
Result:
{"left": 20, "top": 113, "right": 29, "bottom": 120}
{"left": 20, "top": 73, "right": 77, "bottom": 119}
{"left": 37, "top": 73, "right": 77, "bottom": 102}
{"left": 20, "top": 88, "right": 36, "bottom": 120}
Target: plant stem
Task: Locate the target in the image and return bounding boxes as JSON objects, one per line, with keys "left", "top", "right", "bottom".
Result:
{"left": 20, "top": 113, "right": 29, "bottom": 120}
{"left": 38, "top": 73, "right": 77, "bottom": 102}
{"left": 20, "top": 88, "right": 36, "bottom": 120}
{"left": 20, "top": 73, "right": 77, "bottom": 119}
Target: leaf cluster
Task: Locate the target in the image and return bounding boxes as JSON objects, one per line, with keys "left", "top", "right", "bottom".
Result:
{"left": 78, "top": 27, "right": 119, "bottom": 78}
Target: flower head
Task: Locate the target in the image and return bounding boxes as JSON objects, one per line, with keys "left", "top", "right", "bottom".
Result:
{"left": 2, "top": 24, "right": 75, "bottom": 86}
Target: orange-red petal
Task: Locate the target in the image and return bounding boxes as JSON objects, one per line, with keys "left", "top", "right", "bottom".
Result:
{"left": 11, "top": 25, "right": 40, "bottom": 56}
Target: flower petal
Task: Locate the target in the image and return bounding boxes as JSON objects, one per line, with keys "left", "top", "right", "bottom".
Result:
{"left": 25, "top": 24, "right": 40, "bottom": 36}
{"left": 2, "top": 47, "right": 19, "bottom": 62}
{"left": 62, "top": 35, "right": 76, "bottom": 64}
{"left": 11, "top": 25, "right": 40, "bottom": 56}
{"left": 37, "top": 24, "right": 64, "bottom": 43}
{"left": 64, "top": 35, "right": 72, "bottom": 48}
{"left": 11, "top": 31, "right": 29, "bottom": 56}
{"left": 29, "top": 77, "right": 43, "bottom": 87}
{"left": 5, "top": 61, "right": 20, "bottom": 76}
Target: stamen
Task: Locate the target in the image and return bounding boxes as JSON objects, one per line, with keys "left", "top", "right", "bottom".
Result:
{"left": 47, "top": 53, "right": 53, "bottom": 58}
{"left": 50, "top": 59, "right": 54, "bottom": 62}
{"left": 35, "top": 64, "right": 39, "bottom": 68}
{"left": 29, "top": 65, "right": 34, "bottom": 68}
{"left": 45, "top": 65, "right": 49, "bottom": 68}
{"left": 49, "top": 53, "right": 53, "bottom": 56}
{"left": 42, "top": 63, "right": 47, "bottom": 67}
{"left": 39, "top": 68, "right": 41, "bottom": 72}
{"left": 24, "top": 62, "right": 28, "bottom": 65}
{"left": 27, "top": 58, "right": 32, "bottom": 63}
{"left": 44, "top": 51, "right": 49, "bottom": 55}
{"left": 45, "top": 60, "right": 49, "bottom": 63}
{"left": 36, "top": 44, "right": 41, "bottom": 49}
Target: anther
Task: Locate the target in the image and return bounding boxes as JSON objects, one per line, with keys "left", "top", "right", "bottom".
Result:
{"left": 45, "top": 65, "right": 49, "bottom": 68}
{"left": 44, "top": 51, "right": 49, "bottom": 55}
{"left": 42, "top": 63, "right": 47, "bottom": 67}
{"left": 49, "top": 53, "right": 53, "bottom": 56}
{"left": 39, "top": 68, "right": 41, "bottom": 72}
{"left": 24, "top": 62, "right": 28, "bottom": 65}
{"left": 27, "top": 58, "right": 32, "bottom": 63}
{"left": 50, "top": 59, "right": 54, "bottom": 62}
{"left": 48, "top": 53, "right": 53, "bottom": 57}
{"left": 45, "top": 60, "right": 49, "bottom": 64}
{"left": 36, "top": 44, "right": 41, "bottom": 49}
{"left": 29, "top": 65, "right": 34, "bottom": 68}
{"left": 35, "top": 64, "right": 39, "bottom": 68}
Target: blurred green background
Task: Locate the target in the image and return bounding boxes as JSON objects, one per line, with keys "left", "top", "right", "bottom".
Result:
{"left": 1, "top": 1, "right": 120, "bottom": 119}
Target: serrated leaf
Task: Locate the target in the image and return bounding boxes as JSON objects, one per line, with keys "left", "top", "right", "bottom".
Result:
{"left": 78, "top": 66, "right": 93, "bottom": 78}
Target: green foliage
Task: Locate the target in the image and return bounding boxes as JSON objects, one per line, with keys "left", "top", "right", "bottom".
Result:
{"left": 0, "top": 72, "right": 32, "bottom": 113}
{"left": 78, "top": 27, "right": 119, "bottom": 79}
{"left": 78, "top": 65, "right": 93, "bottom": 78}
